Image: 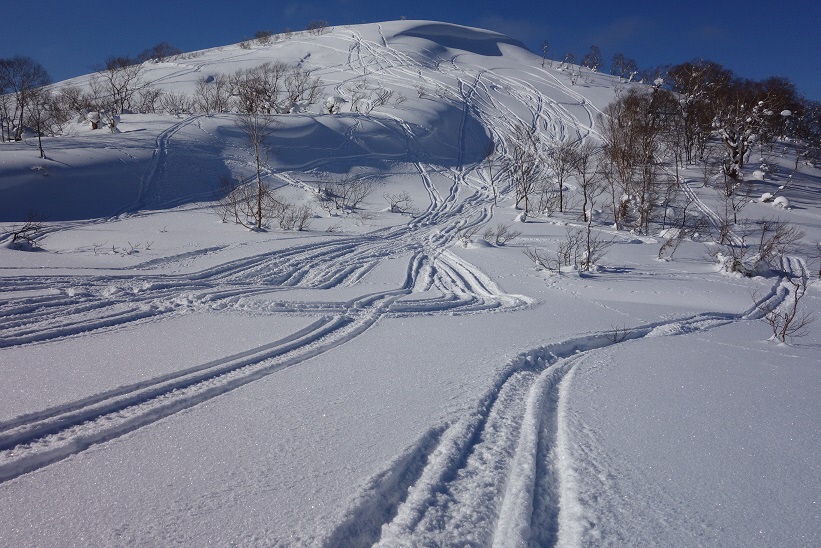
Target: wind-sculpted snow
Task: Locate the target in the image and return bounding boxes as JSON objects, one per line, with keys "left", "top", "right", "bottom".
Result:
{"left": 392, "top": 22, "right": 527, "bottom": 57}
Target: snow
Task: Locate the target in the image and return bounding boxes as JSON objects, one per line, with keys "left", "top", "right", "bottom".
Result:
{"left": 562, "top": 321, "right": 821, "bottom": 546}
{"left": 1, "top": 19, "right": 820, "bottom": 546}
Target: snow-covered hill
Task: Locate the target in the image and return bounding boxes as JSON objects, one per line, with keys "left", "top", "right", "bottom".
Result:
{"left": 1, "top": 20, "right": 819, "bottom": 546}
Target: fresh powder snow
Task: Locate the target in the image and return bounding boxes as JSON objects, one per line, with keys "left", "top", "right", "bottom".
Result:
{"left": 1, "top": 20, "right": 819, "bottom": 546}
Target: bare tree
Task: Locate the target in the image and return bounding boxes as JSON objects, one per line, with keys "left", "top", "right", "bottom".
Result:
{"left": 582, "top": 45, "right": 602, "bottom": 72}
{"left": 541, "top": 40, "right": 551, "bottom": 68}
{"left": 137, "top": 42, "right": 183, "bottom": 62}
{"left": 598, "top": 88, "right": 672, "bottom": 233}
{"left": 97, "top": 56, "right": 144, "bottom": 114}
{"left": 544, "top": 140, "right": 576, "bottom": 213}
{"left": 0, "top": 56, "right": 51, "bottom": 140}
{"left": 26, "top": 88, "right": 52, "bottom": 158}
{"left": 666, "top": 60, "right": 731, "bottom": 163}
{"left": 504, "top": 122, "right": 544, "bottom": 216}
{"left": 483, "top": 141, "right": 500, "bottom": 206}
{"left": 193, "top": 74, "right": 232, "bottom": 114}
{"left": 714, "top": 170, "right": 753, "bottom": 240}
{"left": 610, "top": 53, "right": 638, "bottom": 81}
{"left": 0, "top": 82, "right": 13, "bottom": 142}
{"left": 284, "top": 67, "right": 323, "bottom": 110}
{"left": 237, "top": 112, "right": 279, "bottom": 229}
{"left": 570, "top": 141, "right": 604, "bottom": 222}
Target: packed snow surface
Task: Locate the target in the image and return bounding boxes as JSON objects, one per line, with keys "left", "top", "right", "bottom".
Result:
{"left": 1, "top": 20, "right": 819, "bottom": 546}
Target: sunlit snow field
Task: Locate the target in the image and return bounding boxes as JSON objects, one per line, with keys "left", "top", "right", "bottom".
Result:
{"left": 1, "top": 20, "right": 819, "bottom": 546}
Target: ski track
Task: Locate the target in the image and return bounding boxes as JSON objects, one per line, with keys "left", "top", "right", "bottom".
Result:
{"left": 329, "top": 267, "right": 797, "bottom": 546}
{"left": 2, "top": 25, "right": 810, "bottom": 546}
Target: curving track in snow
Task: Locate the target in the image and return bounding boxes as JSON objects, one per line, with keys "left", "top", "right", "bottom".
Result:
{"left": 4, "top": 23, "right": 809, "bottom": 546}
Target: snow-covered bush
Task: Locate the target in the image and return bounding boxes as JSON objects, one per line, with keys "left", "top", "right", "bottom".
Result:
{"left": 712, "top": 218, "right": 804, "bottom": 276}
{"left": 325, "top": 95, "right": 345, "bottom": 114}
{"left": 773, "top": 196, "right": 790, "bottom": 209}
{"left": 86, "top": 111, "right": 101, "bottom": 130}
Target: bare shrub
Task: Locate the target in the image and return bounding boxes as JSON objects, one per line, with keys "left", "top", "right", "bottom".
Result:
{"left": 8, "top": 214, "right": 45, "bottom": 249}
{"left": 526, "top": 226, "right": 613, "bottom": 273}
{"left": 756, "top": 218, "right": 805, "bottom": 271}
{"left": 384, "top": 191, "right": 412, "bottom": 213}
{"left": 193, "top": 74, "right": 232, "bottom": 114}
{"left": 276, "top": 202, "right": 313, "bottom": 231}
{"left": 134, "top": 86, "right": 163, "bottom": 113}
{"left": 523, "top": 247, "right": 554, "bottom": 271}
{"left": 230, "top": 62, "right": 322, "bottom": 114}
{"left": 757, "top": 275, "right": 815, "bottom": 342}
{"left": 534, "top": 183, "right": 558, "bottom": 216}
{"left": 712, "top": 219, "right": 804, "bottom": 276}
{"left": 231, "top": 61, "right": 288, "bottom": 114}
{"left": 255, "top": 30, "right": 273, "bottom": 45}
{"left": 159, "top": 91, "right": 192, "bottom": 115}
{"left": 347, "top": 78, "right": 395, "bottom": 114}
{"left": 216, "top": 178, "right": 283, "bottom": 230}
{"left": 316, "top": 178, "right": 373, "bottom": 213}
{"left": 606, "top": 325, "right": 630, "bottom": 343}
{"left": 306, "top": 21, "right": 329, "bottom": 35}
{"left": 456, "top": 225, "right": 480, "bottom": 247}
{"left": 483, "top": 224, "right": 522, "bottom": 246}
{"left": 285, "top": 67, "right": 323, "bottom": 108}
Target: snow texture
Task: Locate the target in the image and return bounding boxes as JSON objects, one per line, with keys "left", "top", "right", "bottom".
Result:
{"left": 1, "top": 19, "right": 819, "bottom": 547}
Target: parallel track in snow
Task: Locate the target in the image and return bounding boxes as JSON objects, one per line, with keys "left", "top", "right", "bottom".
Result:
{"left": 0, "top": 29, "right": 553, "bottom": 480}
{"left": 326, "top": 272, "right": 796, "bottom": 546}
{"left": 5, "top": 29, "right": 803, "bottom": 546}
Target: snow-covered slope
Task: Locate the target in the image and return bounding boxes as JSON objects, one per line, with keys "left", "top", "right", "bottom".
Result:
{"left": 1, "top": 20, "right": 819, "bottom": 547}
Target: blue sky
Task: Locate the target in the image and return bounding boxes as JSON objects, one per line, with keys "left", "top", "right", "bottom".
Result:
{"left": 3, "top": 1, "right": 819, "bottom": 100}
